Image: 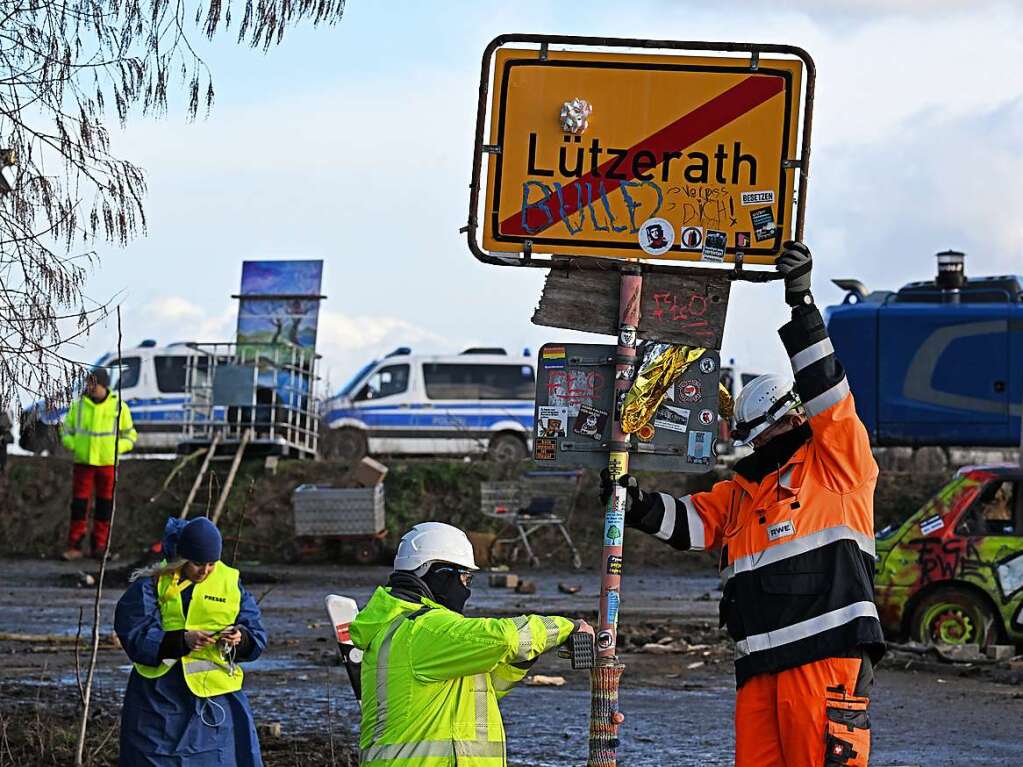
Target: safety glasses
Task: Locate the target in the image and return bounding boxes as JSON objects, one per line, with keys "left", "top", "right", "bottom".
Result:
{"left": 436, "top": 566, "right": 474, "bottom": 587}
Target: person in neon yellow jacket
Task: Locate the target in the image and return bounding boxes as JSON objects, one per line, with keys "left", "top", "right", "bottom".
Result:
{"left": 60, "top": 367, "right": 137, "bottom": 560}
{"left": 351, "top": 522, "right": 618, "bottom": 766}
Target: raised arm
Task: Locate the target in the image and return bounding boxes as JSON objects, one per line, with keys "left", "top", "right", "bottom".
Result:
{"left": 776, "top": 242, "right": 877, "bottom": 492}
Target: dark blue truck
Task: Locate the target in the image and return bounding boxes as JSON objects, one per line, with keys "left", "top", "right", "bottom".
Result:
{"left": 825, "top": 252, "right": 1022, "bottom": 448}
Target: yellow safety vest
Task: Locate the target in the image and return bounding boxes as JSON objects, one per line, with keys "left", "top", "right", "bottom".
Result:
{"left": 61, "top": 394, "right": 137, "bottom": 466}
{"left": 133, "top": 561, "right": 244, "bottom": 698}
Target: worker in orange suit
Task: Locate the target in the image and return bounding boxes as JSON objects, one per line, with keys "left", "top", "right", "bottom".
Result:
{"left": 602, "top": 241, "right": 885, "bottom": 766}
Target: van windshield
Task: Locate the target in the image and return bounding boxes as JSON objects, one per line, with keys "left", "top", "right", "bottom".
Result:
{"left": 338, "top": 361, "right": 378, "bottom": 398}
{"left": 98, "top": 357, "right": 141, "bottom": 391}
{"left": 423, "top": 363, "right": 534, "bottom": 400}
{"left": 155, "top": 356, "right": 189, "bottom": 393}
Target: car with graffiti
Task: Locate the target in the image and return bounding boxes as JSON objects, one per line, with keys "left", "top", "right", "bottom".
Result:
{"left": 875, "top": 464, "right": 1023, "bottom": 647}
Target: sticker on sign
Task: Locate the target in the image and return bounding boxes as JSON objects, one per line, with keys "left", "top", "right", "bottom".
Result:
{"left": 741, "top": 190, "right": 776, "bottom": 206}
{"left": 475, "top": 41, "right": 808, "bottom": 266}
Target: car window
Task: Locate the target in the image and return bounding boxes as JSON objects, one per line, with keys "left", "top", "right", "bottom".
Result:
{"left": 154, "top": 356, "right": 189, "bottom": 393}
{"left": 423, "top": 363, "right": 535, "bottom": 400}
{"left": 339, "top": 361, "right": 377, "bottom": 397}
{"left": 957, "top": 480, "right": 1020, "bottom": 536}
{"left": 354, "top": 364, "right": 409, "bottom": 402}
{"left": 102, "top": 357, "right": 141, "bottom": 391}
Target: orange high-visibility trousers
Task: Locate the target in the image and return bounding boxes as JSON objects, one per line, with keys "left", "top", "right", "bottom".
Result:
{"left": 735, "top": 655, "right": 871, "bottom": 767}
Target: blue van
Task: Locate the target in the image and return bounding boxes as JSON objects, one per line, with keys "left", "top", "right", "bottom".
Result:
{"left": 826, "top": 261, "right": 1022, "bottom": 447}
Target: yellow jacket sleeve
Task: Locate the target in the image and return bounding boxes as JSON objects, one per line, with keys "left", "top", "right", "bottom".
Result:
{"left": 117, "top": 402, "right": 137, "bottom": 454}
{"left": 61, "top": 401, "right": 77, "bottom": 452}
{"left": 409, "top": 612, "right": 575, "bottom": 684}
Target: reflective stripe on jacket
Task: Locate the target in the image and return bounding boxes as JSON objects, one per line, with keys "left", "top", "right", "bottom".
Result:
{"left": 61, "top": 394, "right": 136, "bottom": 466}
{"left": 350, "top": 586, "right": 575, "bottom": 766}
{"left": 133, "top": 561, "right": 244, "bottom": 698}
{"left": 632, "top": 304, "right": 885, "bottom": 687}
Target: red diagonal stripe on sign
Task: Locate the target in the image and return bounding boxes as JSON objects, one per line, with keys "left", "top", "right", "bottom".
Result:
{"left": 500, "top": 75, "right": 785, "bottom": 237}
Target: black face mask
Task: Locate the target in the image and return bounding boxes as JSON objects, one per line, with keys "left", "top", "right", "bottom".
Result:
{"left": 734, "top": 421, "right": 813, "bottom": 483}
{"left": 422, "top": 564, "right": 472, "bottom": 614}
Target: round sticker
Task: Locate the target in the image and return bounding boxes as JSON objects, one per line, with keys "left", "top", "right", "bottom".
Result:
{"left": 680, "top": 226, "right": 704, "bottom": 251}
{"left": 699, "top": 357, "right": 716, "bottom": 374}
{"left": 596, "top": 630, "right": 614, "bottom": 650}
{"left": 637, "top": 423, "right": 656, "bottom": 442}
{"left": 678, "top": 380, "right": 702, "bottom": 402}
{"left": 619, "top": 327, "right": 637, "bottom": 347}
{"left": 699, "top": 409, "right": 715, "bottom": 425}
{"left": 637, "top": 217, "right": 674, "bottom": 256}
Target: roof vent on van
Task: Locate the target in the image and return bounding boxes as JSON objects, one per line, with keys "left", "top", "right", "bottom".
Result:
{"left": 832, "top": 279, "right": 868, "bottom": 302}
{"left": 386, "top": 347, "right": 412, "bottom": 357}
{"left": 461, "top": 347, "right": 506, "bottom": 355}
{"left": 138, "top": 339, "right": 157, "bottom": 348}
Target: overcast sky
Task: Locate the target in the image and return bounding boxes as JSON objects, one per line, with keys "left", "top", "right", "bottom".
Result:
{"left": 70, "top": 0, "right": 1023, "bottom": 394}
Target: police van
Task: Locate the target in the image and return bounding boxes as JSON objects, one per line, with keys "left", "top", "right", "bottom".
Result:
{"left": 322, "top": 348, "right": 535, "bottom": 462}
{"left": 19, "top": 340, "right": 205, "bottom": 454}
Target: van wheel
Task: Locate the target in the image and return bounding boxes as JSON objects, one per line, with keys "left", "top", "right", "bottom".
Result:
{"left": 910, "top": 587, "right": 999, "bottom": 646}
{"left": 351, "top": 538, "right": 382, "bottom": 565}
{"left": 488, "top": 434, "right": 527, "bottom": 463}
{"left": 323, "top": 427, "right": 367, "bottom": 464}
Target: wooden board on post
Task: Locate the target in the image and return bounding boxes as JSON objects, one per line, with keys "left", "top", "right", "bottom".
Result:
{"left": 532, "top": 268, "right": 731, "bottom": 349}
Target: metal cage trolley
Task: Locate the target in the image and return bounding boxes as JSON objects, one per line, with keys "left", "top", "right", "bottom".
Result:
{"left": 480, "top": 470, "right": 584, "bottom": 569}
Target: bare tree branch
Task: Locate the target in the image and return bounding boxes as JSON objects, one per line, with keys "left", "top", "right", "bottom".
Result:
{"left": 1, "top": 0, "right": 347, "bottom": 416}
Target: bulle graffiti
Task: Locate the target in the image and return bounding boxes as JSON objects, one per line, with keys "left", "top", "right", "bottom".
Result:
{"left": 518, "top": 178, "right": 743, "bottom": 238}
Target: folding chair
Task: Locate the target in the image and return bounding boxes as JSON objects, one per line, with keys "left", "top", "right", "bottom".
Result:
{"left": 480, "top": 470, "right": 583, "bottom": 569}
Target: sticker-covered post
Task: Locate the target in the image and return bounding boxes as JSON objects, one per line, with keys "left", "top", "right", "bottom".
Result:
{"left": 588, "top": 265, "right": 641, "bottom": 767}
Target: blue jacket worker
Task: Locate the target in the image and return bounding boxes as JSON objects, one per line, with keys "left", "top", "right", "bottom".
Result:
{"left": 114, "top": 517, "right": 268, "bottom": 766}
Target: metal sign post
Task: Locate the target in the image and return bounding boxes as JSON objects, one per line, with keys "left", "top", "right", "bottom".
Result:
{"left": 466, "top": 34, "right": 816, "bottom": 767}
{"left": 588, "top": 265, "right": 640, "bottom": 765}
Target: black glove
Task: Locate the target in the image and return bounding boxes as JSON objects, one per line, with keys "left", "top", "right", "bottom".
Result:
{"left": 776, "top": 240, "right": 813, "bottom": 307}
{"left": 598, "top": 470, "right": 654, "bottom": 526}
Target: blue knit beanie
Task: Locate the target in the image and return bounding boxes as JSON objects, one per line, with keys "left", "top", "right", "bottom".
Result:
{"left": 177, "top": 518, "right": 222, "bottom": 563}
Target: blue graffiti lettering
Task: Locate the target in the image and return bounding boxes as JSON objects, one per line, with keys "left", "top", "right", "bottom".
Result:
{"left": 521, "top": 181, "right": 554, "bottom": 234}
{"left": 553, "top": 181, "right": 586, "bottom": 235}
{"left": 620, "top": 180, "right": 663, "bottom": 233}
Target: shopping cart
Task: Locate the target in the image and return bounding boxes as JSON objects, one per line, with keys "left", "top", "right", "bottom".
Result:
{"left": 480, "top": 470, "right": 584, "bottom": 569}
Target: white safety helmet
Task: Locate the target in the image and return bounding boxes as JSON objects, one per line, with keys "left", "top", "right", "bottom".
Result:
{"left": 731, "top": 373, "right": 801, "bottom": 446}
{"left": 393, "top": 522, "right": 478, "bottom": 573}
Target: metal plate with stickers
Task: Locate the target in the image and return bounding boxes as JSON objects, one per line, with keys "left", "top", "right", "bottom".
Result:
{"left": 533, "top": 343, "right": 720, "bottom": 473}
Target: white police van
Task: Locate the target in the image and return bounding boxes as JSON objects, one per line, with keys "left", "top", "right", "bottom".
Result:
{"left": 19, "top": 340, "right": 205, "bottom": 453}
{"left": 322, "top": 348, "right": 535, "bottom": 462}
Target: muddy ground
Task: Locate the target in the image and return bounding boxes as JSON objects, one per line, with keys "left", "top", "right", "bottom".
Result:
{"left": 2, "top": 559, "right": 1022, "bottom": 766}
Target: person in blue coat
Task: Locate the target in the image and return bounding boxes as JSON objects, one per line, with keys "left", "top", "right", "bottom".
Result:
{"left": 114, "top": 517, "right": 268, "bottom": 766}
